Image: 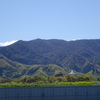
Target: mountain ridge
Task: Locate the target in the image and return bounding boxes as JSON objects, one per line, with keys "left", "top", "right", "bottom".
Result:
{"left": 0, "top": 38, "right": 100, "bottom": 77}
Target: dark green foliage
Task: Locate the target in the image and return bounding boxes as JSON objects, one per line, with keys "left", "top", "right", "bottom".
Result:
{"left": 0, "top": 75, "right": 100, "bottom": 87}
{"left": 21, "top": 75, "right": 47, "bottom": 83}
{"left": 0, "top": 55, "right": 67, "bottom": 78}
{"left": 0, "top": 78, "right": 12, "bottom": 83}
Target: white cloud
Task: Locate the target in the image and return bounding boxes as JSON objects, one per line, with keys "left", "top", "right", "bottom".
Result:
{"left": 69, "top": 38, "right": 82, "bottom": 41}
{"left": 0, "top": 40, "right": 18, "bottom": 46}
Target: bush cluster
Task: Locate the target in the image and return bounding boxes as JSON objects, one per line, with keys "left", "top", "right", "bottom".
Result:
{"left": 0, "top": 75, "right": 100, "bottom": 87}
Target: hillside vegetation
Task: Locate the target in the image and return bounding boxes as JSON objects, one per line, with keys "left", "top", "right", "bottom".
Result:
{"left": 0, "top": 75, "right": 100, "bottom": 87}
{"left": 0, "top": 39, "right": 100, "bottom": 77}
{"left": 0, "top": 54, "right": 67, "bottom": 78}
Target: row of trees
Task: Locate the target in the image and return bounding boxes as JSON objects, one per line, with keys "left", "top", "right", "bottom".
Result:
{"left": 0, "top": 74, "right": 100, "bottom": 84}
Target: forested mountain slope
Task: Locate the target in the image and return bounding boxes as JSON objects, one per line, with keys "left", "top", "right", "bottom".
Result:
{"left": 0, "top": 39, "right": 100, "bottom": 77}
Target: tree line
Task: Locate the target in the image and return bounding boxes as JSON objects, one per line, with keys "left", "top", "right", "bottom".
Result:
{"left": 0, "top": 74, "right": 100, "bottom": 84}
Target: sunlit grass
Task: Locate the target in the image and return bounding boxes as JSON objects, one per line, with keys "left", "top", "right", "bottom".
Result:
{"left": 0, "top": 81, "right": 100, "bottom": 87}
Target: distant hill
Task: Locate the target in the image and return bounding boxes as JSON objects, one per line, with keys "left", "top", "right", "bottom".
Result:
{"left": 0, "top": 54, "right": 67, "bottom": 78}
{"left": 0, "top": 39, "right": 100, "bottom": 77}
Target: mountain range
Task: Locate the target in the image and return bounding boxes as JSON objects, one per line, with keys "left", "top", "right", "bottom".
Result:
{"left": 0, "top": 39, "right": 100, "bottom": 78}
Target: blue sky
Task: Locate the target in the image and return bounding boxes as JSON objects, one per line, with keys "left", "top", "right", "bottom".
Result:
{"left": 0, "top": 0, "right": 100, "bottom": 45}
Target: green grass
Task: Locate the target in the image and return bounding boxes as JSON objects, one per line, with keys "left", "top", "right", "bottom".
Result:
{"left": 0, "top": 81, "right": 100, "bottom": 87}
